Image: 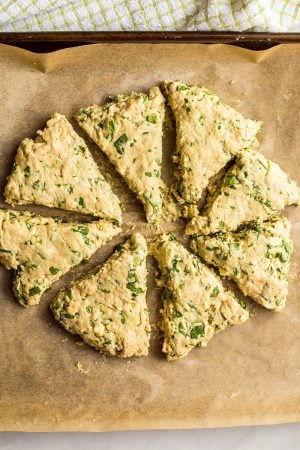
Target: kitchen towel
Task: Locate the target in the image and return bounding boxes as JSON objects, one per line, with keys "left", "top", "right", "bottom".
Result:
{"left": 0, "top": 0, "right": 299, "bottom": 32}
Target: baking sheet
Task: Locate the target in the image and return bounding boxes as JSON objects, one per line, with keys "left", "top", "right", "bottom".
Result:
{"left": 0, "top": 42, "right": 299, "bottom": 432}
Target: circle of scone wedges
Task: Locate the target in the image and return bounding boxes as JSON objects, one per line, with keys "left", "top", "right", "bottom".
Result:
{"left": 1, "top": 80, "right": 299, "bottom": 361}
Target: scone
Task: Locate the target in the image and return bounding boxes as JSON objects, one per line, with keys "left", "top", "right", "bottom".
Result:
{"left": 186, "top": 149, "right": 299, "bottom": 235}
{"left": 190, "top": 217, "right": 293, "bottom": 312}
{"left": 75, "top": 87, "right": 170, "bottom": 224}
{"left": 0, "top": 209, "right": 120, "bottom": 307}
{"left": 150, "top": 234, "right": 249, "bottom": 360}
{"left": 163, "top": 80, "right": 261, "bottom": 203}
{"left": 5, "top": 113, "right": 122, "bottom": 224}
{"left": 51, "top": 234, "right": 150, "bottom": 358}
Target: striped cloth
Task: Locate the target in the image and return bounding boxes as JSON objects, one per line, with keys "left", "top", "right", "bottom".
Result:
{"left": 0, "top": 0, "right": 299, "bottom": 32}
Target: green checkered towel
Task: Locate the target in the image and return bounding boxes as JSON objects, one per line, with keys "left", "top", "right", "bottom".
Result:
{"left": 0, "top": 1, "right": 299, "bottom": 32}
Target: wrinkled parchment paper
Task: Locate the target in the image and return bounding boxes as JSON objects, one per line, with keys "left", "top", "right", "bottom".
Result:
{"left": 0, "top": 43, "right": 299, "bottom": 431}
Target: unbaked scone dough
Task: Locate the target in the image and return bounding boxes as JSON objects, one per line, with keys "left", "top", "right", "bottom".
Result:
{"left": 163, "top": 80, "right": 261, "bottom": 203}
{"left": 186, "top": 149, "right": 300, "bottom": 235}
{"left": 150, "top": 234, "right": 249, "bottom": 360}
{"left": 0, "top": 209, "right": 120, "bottom": 307}
{"left": 51, "top": 233, "right": 150, "bottom": 358}
{"left": 5, "top": 113, "right": 122, "bottom": 224}
{"left": 190, "top": 217, "right": 292, "bottom": 312}
{"left": 75, "top": 87, "right": 173, "bottom": 224}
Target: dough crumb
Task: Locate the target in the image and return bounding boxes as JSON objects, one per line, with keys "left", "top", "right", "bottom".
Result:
{"left": 228, "top": 391, "right": 239, "bottom": 399}
{"left": 75, "top": 361, "right": 89, "bottom": 374}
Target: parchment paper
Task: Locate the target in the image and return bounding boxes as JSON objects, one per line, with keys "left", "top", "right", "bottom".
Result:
{"left": 0, "top": 43, "right": 299, "bottom": 432}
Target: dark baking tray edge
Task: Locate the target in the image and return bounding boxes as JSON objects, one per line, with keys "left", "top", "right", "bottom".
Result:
{"left": 0, "top": 31, "right": 300, "bottom": 52}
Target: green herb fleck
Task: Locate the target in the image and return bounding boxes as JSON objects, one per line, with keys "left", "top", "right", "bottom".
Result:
{"left": 146, "top": 114, "right": 157, "bottom": 124}
{"left": 171, "top": 255, "right": 181, "bottom": 272}
{"left": 224, "top": 173, "right": 240, "bottom": 189}
{"left": 168, "top": 234, "right": 176, "bottom": 241}
{"left": 178, "top": 322, "right": 186, "bottom": 335}
{"left": 62, "top": 313, "right": 76, "bottom": 319}
{"left": 172, "top": 309, "right": 182, "bottom": 318}
{"left": 176, "top": 83, "right": 189, "bottom": 91}
{"left": 49, "top": 266, "right": 60, "bottom": 275}
{"left": 108, "top": 120, "right": 116, "bottom": 140}
{"left": 126, "top": 269, "right": 144, "bottom": 298}
{"left": 120, "top": 312, "right": 126, "bottom": 324}
{"left": 75, "top": 146, "right": 86, "bottom": 154}
{"left": 114, "top": 134, "right": 128, "bottom": 154}
{"left": 72, "top": 226, "right": 89, "bottom": 236}
{"left": 78, "top": 197, "right": 85, "bottom": 207}
{"left": 24, "top": 166, "right": 31, "bottom": 177}
{"left": 29, "top": 286, "right": 41, "bottom": 297}
{"left": 32, "top": 180, "right": 45, "bottom": 190}
{"left": 238, "top": 298, "right": 248, "bottom": 310}
{"left": 80, "top": 108, "right": 92, "bottom": 118}
{"left": 282, "top": 240, "right": 291, "bottom": 254}
{"left": 0, "top": 248, "right": 11, "bottom": 253}
{"left": 211, "top": 287, "right": 220, "bottom": 298}
{"left": 190, "top": 324, "right": 205, "bottom": 339}
{"left": 99, "top": 283, "right": 110, "bottom": 293}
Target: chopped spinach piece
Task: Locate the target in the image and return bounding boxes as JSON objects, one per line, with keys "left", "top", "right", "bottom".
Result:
{"left": 24, "top": 166, "right": 31, "bottom": 177}
{"left": 29, "top": 286, "right": 41, "bottom": 297}
{"left": 199, "top": 115, "right": 205, "bottom": 125}
{"left": 172, "top": 309, "right": 182, "bottom": 318}
{"left": 78, "top": 197, "right": 85, "bottom": 207}
{"left": 176, "top": 83, "right": 189, "bottom": 91}
{"left": 72, "top": 225, "right": 89, "bottom": 236}
{"left": 80, "top": 108, "right": 92, "bottom": 118}
{"left": 178, "top": 322, "right": 186, "bottom": 335}
{"left": 126, "top": 269, "right": 144, "bottom": 298}
{"left": 0, "top": 248, "right": 11, "bottom": 253}
{"left": 238, "top": 298, "right": 248, "bottom": 310}
{"left": 190, "top": 324, "right": 205, "bottom": 339}
{"left": 114, "top": 134, "right": 128, "bottom": 154}
{"left": 171, "top": 255, "right": 181, "bottom": 273}
{"left": 146, "top": 114, "right": 157, "bottom": 124}
{"left": 75, "top": 146, "right": 86, "bottom": 154}
{"left": 120, "top": 312, "right": 126, "bottom": 324}
{"left": 108, "top": 120, "right": 116, "bottom": 140}
{"left": 168, "top": 234, "right": 176, "bottom": 241}
{"left": 224, "top": 173, "right": 240, "bottom": 188}
{"left": 99, "top": 283, "right": 110, "bottom": 293}
{"left": 211, "top": 287, "right": 220, "bottom": 298}
{"left": 62, "top": 313, "right": 77, "bottom": 319}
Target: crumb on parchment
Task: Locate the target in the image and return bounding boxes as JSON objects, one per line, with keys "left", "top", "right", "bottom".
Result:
{"left": 75, "top": 361, "right": 89, "bottom": 374}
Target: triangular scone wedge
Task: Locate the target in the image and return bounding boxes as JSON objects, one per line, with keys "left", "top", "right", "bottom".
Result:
{"left": 186, "top": 149, "right": 300, "bottom": 235}
{"left": 0, "top": 209, "right": 120, "bottom": 307}
{"left": 190, "top": 217, "right": 292, "bottom": 312}
{"left": 150, "top": 234, "right": 249, "bottom": 360}
{"left": 51, "top": 234, "right": 150, "bottom": 358}
{"left": 5, "top": 113, "right": 122, "bottom": 224}
{"left": 75, "top": 87, "right": 168, "bottom": 224}
{"left": 163, "top": 80, "right": 261, "bottom": 203}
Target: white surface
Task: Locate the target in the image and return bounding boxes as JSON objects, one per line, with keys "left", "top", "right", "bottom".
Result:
{"left": 0, "top": 424, "right": 300, "bottom": 449}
